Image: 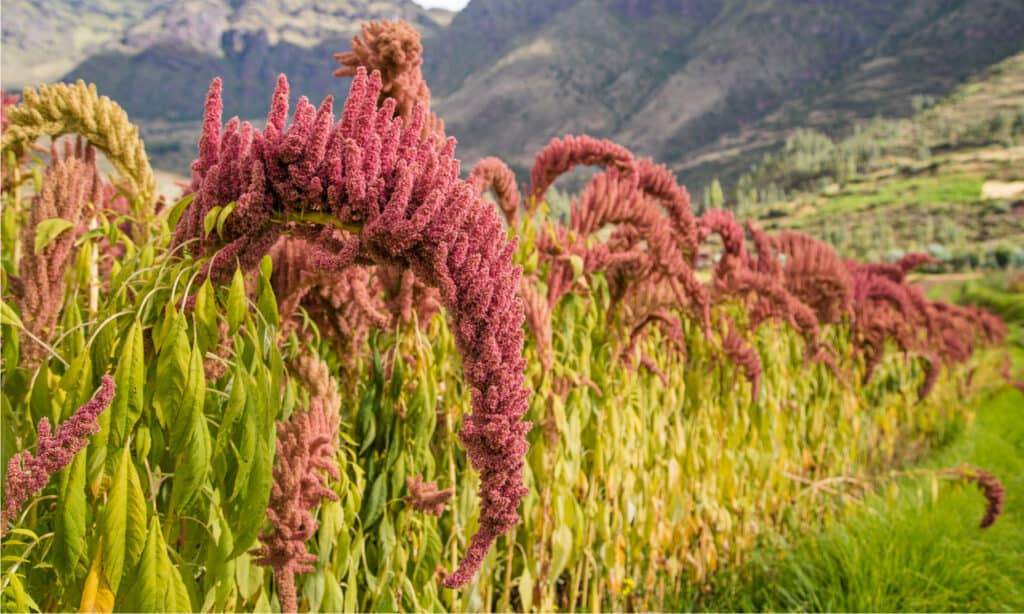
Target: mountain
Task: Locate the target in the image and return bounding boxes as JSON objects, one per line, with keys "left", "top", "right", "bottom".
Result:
{"left": 424, "top": 0, "right": 1024, "bottom": 191}
{"left": 2, "top": 0, "right": 451, "bottom": 119}
{"left": 2, "top": 0, "right": 1023, "bottom": 196}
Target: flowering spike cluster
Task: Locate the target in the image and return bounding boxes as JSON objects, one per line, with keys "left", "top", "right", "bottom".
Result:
{"left": 519, "top": 275, "right": 554, "bottom": 371}
{"left": 528, "top": 134, "right": 636, "bottom": 208}
{"left": 955, "top": 467, "right": 1006, "bottom": 528}
{"left": 537, "top": 163, "right": 709, "bottom": 338}
{"left": 333, "top": 19, "right": 445, "bottom": 141}
{"left": 721, "top": 318, "right": 762, "bottom": 400}
{"left": 635, "top": 158, "right": 699, "bottom": 261}
{"left": 771, "top": 231, "right": 852, "bottom": 325}
{"left": 252, "top": 398, "right": 341, "bottom": 614}
{"left": 177, "top": 68, "right": 530, "bottom": 588}
{"left": 896, "top": 252, "right": 937, "bottom": 275}
{"left": 11, "top": 140, "right": 102, "bottom": 368}
{"left": 404, "top": 475, "right": 455, "bottom": 516}
{"left": 470, "top": 157, "right": 522, "bottom": 225}
{"left": 1, "top": 80, "right": 155, "bottom": 204}
{"left": 699, "top": 208, "right": 748, "bottom": 283}
{"left": 2, "top": 375, "right": 115, "bottom": 534}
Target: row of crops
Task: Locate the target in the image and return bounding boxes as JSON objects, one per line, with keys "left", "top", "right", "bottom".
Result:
{"left": 0, "top": 19, "right": 1010, "bottom": 613}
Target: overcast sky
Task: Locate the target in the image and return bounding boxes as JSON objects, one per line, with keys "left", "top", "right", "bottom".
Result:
{"left": 412, "top": 0, "right": 471, "bottom": 10}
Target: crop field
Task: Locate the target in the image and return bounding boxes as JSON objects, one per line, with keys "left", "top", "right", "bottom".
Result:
{"left": 1, "top": 16, "right": 1022, "bottom": 614}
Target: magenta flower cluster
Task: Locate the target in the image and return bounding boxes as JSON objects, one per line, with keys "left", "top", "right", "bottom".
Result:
{"left": 175, "top": 67, "right": 530, "bottom": 588}
{"left": 253, "top": 398, "right": 340, "bottom": 613}
{"left": 2, "top": 375, "right": 115, "bottom": 534}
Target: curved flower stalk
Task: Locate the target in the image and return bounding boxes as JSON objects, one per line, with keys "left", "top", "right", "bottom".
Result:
{"left": 635, "top": 157, "right": 699, "bottom": 262}
{"left": 726, "top": 268, "right": 821, "bottom": 342}
{"left": 771, "top": 231, "right": 852, "bottom": 325}
{"left": 2, "top": 375, "right": 115, "bottom": 534}
{"left": 334, "top": 19, "right": 445, "bottom": 141}
{"left": 699, "top": 208, "right": 748, "bottom": 285}
{"left": 1, "top": 80, "right": 155, "bottom": 205}
{"left": 541, "top": 166, "right": 710, "bottom": 331}
{"left": 9, "top": 140, "right": 101, "bottom": 368}
{"left": 519, "top": 275, "right": 554, "bottom": 372}
{"left": 721, "top": 318, "right": 762, "bottom": 400}
{"left": 470, "top": 157, "right": 522, "bottom": 225}
{"left": 252, "top": 398, "right": 340, "bottom": 613}
{"left": 951, "top": 467, "right": 1006, "bottom": 528}
{"left": 744, "top": 221, "right": 783, "bottom": 277}
{"left": 528, "top": 134, "right": 635, "bottom": 210}
{"left": 176, "top": 68, "right": 530, "bottom": 588}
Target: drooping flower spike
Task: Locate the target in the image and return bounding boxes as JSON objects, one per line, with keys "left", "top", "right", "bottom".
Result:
{"left": 470, "top": 156, "right": 522, "bottom": 225}
{"left": 177, "top": 68, "right": 530, "bottom": 588}
{"left": 2, "top": 376, "right": 115, "bottom": 534}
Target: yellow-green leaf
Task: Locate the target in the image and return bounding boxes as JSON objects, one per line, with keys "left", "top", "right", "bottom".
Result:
{"left": 203, "top": 205, "right": 223, "bottom": 238}
{"left": 100, "top": 446, "right": 147, "bottom": 594}
{"left": 165, "top": 192, "right": 195, "bottom": 229}
{"left": 80, "top": 541, "right": 115, "bottom": 613}
{"left": 0, "top": 300, "right": 24, "bottom": 329}
{"left": 111, "top": 320, "right": 145, "bottom": 447}
{"left": 226, "top": 266, "right": 247, "bottom": 333}
{"left": 54, "top": 452, "right": 88, "bottom": 577}
{"left": 34, "top": 217, "right": 75, "bottom": 254}
{"left": 216, "top": 201, "right": 237, "bottom": 238}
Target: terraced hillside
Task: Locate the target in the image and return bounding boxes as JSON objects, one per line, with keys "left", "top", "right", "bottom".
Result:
{"left": 742, "top": 52, "right": 1024, "bottom": 267}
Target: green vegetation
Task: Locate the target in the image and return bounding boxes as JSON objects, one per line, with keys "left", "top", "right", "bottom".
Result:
{"left": 693, "top": 374, "right": 1024, "bottom": 612}
{"left": 728, "top": 52, "right": 1024, "bottom": 267}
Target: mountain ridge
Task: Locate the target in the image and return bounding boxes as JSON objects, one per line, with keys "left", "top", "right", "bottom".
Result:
{"left": 3, "top": 0, "right": 1022, "bottom": 194}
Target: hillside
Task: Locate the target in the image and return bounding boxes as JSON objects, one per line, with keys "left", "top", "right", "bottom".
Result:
{"left": 2, "top": 0, "right": 1022, "bottom": 193}
{"left": 742, "top": 51, "right": 1024, "bottom": 268}
{"left": 426, "top": 0, "right": 1024, "bottom": 190}
{"left": 1, "top": 0, "right": 451, "bottom": 120}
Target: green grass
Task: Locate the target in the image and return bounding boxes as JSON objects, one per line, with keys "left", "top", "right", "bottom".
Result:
{"left": 692, "top": 363, "right": 1024, "bottom": 612}
{"left": 802, "top": 174, "right": 983, "bottom": 219}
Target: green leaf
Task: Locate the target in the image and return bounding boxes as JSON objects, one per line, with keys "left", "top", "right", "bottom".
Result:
{"left": 29, "top": 362, "right": 53, "bottom": 427}
{"left": 0, "top": 300, "right": 24, "bottom": 329}
{"left": 165, "top": 193, "right": 195, "bottom": 230}
{"left": 111, "top": 320, "right": 145, "bottom": 447}
{"left": 170, "top": 341, "right": 210, "bottom": 512}
{"left": 216, "top": 201, "right": 237, "bottom": 238}
{"left": 321, "top": 569, "right": 345, "bottom": 614}
{"left": 213, "top": 368, "right": 247, "bottom": 461}
{"left": 227, "top": 422, "right": 272, "bottom": 559}
{"left": 412, "top": 522, "right": 443, "bottom": 588}
{"left": 361, "top": 472, "right": 387, "bottom": 529}
{"left": 203, "top": 206, "right": 223, "bottom": 238}
{"left": 101, "top": 445, "right": 148, "bottom": 594}
{"left": 203, "top": 504, "right": 236, "bottom": 613}
{"left": 193, "top": 279, "right": 219, "bottom": 353}
{"left": 119, "top": 517, "right": 191, "bottom": 613}
{"left": 256, "top": 273, "right": 279, "bottom": 330}
{"left": 226, "top": 267, "right": 247, "bottom": 334}
{"left": 153, "top": 312, "right": 189, "bottom": 431}
{"left": 34, "top": 217, "right": 75, "bottom": 254}
{"left": 54, "top": 452, "right": 88, "bottom": 577}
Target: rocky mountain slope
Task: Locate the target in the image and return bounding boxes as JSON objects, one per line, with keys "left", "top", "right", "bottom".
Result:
{"left": 2, "top": 0, "right": 450, "bottom": 120}
{"left": 3, "top": 0, "right": 1022, "bottom": 194}
{"left": 425, "top": 0, "right": 1024, "bottom": 190}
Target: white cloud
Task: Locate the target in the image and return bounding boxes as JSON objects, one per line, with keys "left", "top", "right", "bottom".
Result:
{"left": 411, "top": 0, "right": 471, "bottom": 11}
